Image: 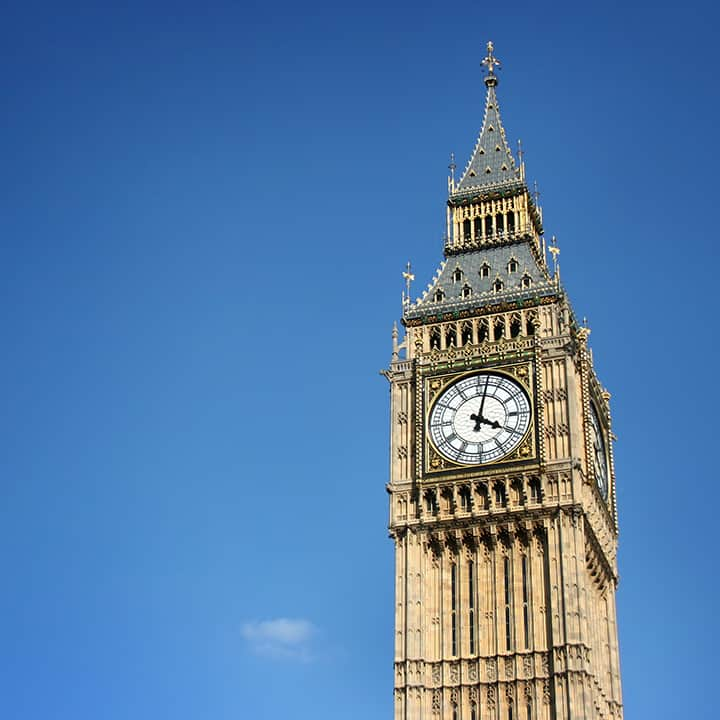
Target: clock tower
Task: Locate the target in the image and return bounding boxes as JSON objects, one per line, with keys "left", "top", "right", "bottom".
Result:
{"left": 385, "top": 44, "right": 623, "bottom": 720}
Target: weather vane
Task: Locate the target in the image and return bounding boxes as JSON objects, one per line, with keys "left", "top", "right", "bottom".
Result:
{"left": 402, "top": 261, "right": 415, "bottom": 307}
{"left": 482, "top": 41, "right": 501, "bottom": 76}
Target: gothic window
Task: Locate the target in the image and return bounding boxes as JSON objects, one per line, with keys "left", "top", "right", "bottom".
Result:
{"left": 450, "top": 563, "right": 458, "bottom": 656}
{"left": 463, "top": 219, "right": 472, "bottom": 239}
{"left": 441, "top": 487, "right": 454, "bottom": 514}
{"left": 496, "top": 213, "right": 505, "bottom": 234}
{"left": 459, "top": 485, "right": 472, "bottom": 512}
{"left": 507, "top": 211, "right": 515, "bottom": 232}
{"left": 493, "top": 317, "right": 504, "bottom": 341}
{"left": 461, "top": 321, "right": 473, "bottom": 345}
{"left": 474, "top": 218, "right": 482, "bottom": 239}
{"left": 493, "top": 278, "right": 504, "bottom": 293}
{"left": 468, "top": 559, "right": 476, "bottom": 654}
{"left": 521, "top": 274, "right": 532, "bottom": 289}
{"left": 424, "top": 490, "right": 438, "bottom": 516}
{"left": 494, "top": 482, "right": 507, "bottom": 508}
{"left": 510, "top": 478, "right": 524, "bottom": 506}
{"left": 504, "top": 556, "right": 513, "bottom": 651}
{"left": 508, "top": 258, "right": 518, "bottom": 273}
{"left": 478, "top": 319, "right": 489, "bottom": 342}
{"left": 526, "top": 700, "right": 532, "bottom": 720}
{"left": 510, "top": 314, "right": 522, "bottom": 339}
{"left": 471, "top": 704, "right": 477, "bottom": 720}
{"left": 529, "top": 477, "right": 542, "bottom": 504}
{"left": 445, "top": 324, "right": 457, "bottom": 347}
{"left": 430, "top": 326, "right": 441, "bottom": 350}
{"left": 475, "top": 482, "right": 489, "bottom": 510}
{"left": 434, "top": 288, "right": 445, "bottom": 302}
{"left": 480, "top": 263, "right": 491, "bottom": 278}
{"left": 526, "top": 312, "right": 537, "bottom": 336}
{"left": 462, "top": 283, "right": 472, "bottom": 299}
{"left": 453, "top": 267, "right": 463, "bottom": 282}
{"left": 484, "top": 216, "right": 493, "bottom": 236}
{"left": 522, "top": 555, "right": 530, "bottom": 648}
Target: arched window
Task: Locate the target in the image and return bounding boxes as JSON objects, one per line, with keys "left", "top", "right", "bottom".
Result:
{"left": 506, "top": 212, "right": 515, "bottom": 233}
{"left": 453, "top": 267, "right": 463, "bottom": 282}
{"left": 475, "top": 483, "right": 489, "bottom": 510}
{"left": 526, "top": 312, "right": 537, "bottom": 336}
{"left": 494, "top": 317, "right": 504, "bottom": 341}
{"left": 459, "top": 485, "right": 472, "bottom": 512}
{"left": 496, "top": 213, "right": 505, "bottom": 234}
{"left": 474, "top": 217, "right": 483, "bottom": 239}
{"left": 441, "top": 488, "right": 454, "bottom": 514}
{"left": 510, "top": 314, "right": 522, "bottom": 338}
{"left": 462, "top": 283, "right": 472, "bottom": 299}
{"left": 494, "top": 482, "right": 507, "bottom": 508}
{"left": 493, "top": 278, "right": 504, "bottom": 293}
{"left": 424, "top": 490, "right": 438, "bottom": 515}
{"left": 461, "top": 321, "right": 473, "bottom": 345}
{"left": 521, "top": 274, "right": 532, "bottom": 289}
{"left": 529, "top": 477, "right": 542, "bottom": 504}
{"left": 434, "top": 288, "right": 445, "bottom": 302}
{"left": 463, "top": 219, "right": 471, "bottom": 239}
{"left": 510, "top": 478, "right": 524, "bottom": 506}
{"left": 508, "top": 258, "right": 518, "bottom": 273}
{"left": 480, "top": 263, "right": 491, "bottom": 278}
{"left": 445, "top": 324, "right": 457, "bottom": 347}
{"left": 478, "top": 320, "right": 489, "bottom": 342}
{"left": 430, "top": 326, "right": 441, "bottom": 350}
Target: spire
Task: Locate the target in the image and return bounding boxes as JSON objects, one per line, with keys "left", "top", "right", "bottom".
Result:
{"left": 455, "top": 41, "right": 521, "bottom": 195}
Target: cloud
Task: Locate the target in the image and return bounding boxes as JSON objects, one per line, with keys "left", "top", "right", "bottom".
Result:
{"left": 241, "top": 618, "right": 316, "bottom": 661}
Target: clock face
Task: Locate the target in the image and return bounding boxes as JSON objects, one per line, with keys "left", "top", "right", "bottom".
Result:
{"left": 589, "top": 402, "right": 609, "bottom": 500}
{"left": 428, "top": 372, "right": 531, "bottom": 465}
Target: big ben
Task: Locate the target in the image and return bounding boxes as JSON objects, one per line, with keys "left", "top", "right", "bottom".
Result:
{"left": 385, "top": 43, "right": 623, "bottom": 720}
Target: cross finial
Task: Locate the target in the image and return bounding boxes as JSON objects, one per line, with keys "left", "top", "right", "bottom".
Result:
{"left": 482, "top": 41, "right": 501, "bottom": 83}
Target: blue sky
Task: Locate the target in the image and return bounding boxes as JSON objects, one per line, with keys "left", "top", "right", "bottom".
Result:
{"left": 1, "top": 1, "right": 718, "bottom": 718}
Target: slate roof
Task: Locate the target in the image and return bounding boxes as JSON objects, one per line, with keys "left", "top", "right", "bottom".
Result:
{"left": 405, "top": 242, "right": 553, "bottom": 322}
{"left": 454, "top": 81, "right": 522, "bottom": 196}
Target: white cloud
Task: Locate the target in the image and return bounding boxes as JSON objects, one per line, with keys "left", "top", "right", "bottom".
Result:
{"left": 241, "top": 618, "right": 316, "bottom": 661}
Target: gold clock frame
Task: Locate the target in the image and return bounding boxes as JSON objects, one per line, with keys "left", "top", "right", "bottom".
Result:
{"left": 418, "top": 360, "right": 538, "bottom": 477}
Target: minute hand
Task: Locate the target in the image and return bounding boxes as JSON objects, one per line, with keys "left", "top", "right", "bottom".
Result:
{"left": 478, "top": 376, "right": 489, "bottom": 417}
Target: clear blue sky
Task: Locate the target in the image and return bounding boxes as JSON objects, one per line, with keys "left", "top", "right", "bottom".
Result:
{"left": 1, "top": 1, "right": 718, "bottom": 718}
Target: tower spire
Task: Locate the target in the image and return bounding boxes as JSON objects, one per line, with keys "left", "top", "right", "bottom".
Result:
{"left": 455, "top": 41, "right": 520, "bottom": 194}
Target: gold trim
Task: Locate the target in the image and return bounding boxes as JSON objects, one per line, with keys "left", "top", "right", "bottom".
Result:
{"left": 422, "top": 363, "right": 536, "bottom": 474}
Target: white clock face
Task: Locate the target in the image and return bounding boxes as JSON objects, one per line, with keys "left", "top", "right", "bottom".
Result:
{"left": 589, "top": 402, "right": 609, "bottom": 500}
{"left": 428, "top": 372, "right": 531, "bottom": 465}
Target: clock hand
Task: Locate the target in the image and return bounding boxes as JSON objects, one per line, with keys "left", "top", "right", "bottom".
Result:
{"left": 470, "top": 377, "right": 491, "bottom": 432}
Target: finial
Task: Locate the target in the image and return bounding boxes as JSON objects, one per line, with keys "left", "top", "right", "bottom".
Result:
{"left": 517, "top": 139, "right": 525, "bottom": 181}
{"left": 402, "top": 261, "right": 415, "bottom": 308}
{"left": 533, "top": 180, "right": 540, "bottom": 205}
{"left": 392, "top": 321, "right": 399, "bottom": 360}
{"left": 448, "top": 152, "right": 456, "bottom": 188}
{"left": 482, "top": 41, "right": 501, "bottom": 86}
{"left": 548, "top": 235, "right": 560, "bottom": 279}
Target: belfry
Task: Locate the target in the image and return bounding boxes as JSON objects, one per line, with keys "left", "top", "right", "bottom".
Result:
{"left": 384, "top": 43, "right": 623, "bottom": 720}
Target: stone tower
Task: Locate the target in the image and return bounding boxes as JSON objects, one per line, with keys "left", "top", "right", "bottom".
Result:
{"left": 384, "top": 43, "right": 623, "bottom": 720}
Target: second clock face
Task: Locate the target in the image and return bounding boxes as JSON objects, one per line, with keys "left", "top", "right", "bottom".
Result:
{"left": 428, "top": 372, "right": 531, "bottom": 465}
